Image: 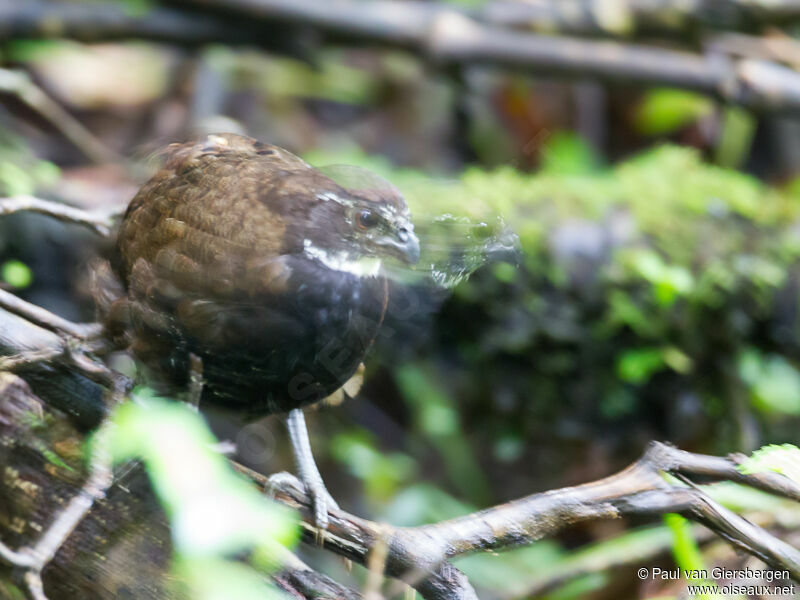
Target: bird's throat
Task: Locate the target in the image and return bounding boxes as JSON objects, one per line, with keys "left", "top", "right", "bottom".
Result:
{"left": 302, "top": 239, "right": 382, "bottom": 277}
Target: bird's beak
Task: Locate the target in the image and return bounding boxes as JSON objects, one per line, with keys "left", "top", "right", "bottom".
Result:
{"left": 378, "top": 224, "right": 420, "bottom": 265}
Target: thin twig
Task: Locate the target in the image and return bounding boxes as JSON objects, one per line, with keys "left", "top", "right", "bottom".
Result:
{"left": 0, "top": 288, "right": 100, "bottom": 340}
{"left": 0, "top": 196, "right": 116, "bottom": 237}
{"left": 0, "top": 69, "right": 122, "bottom": 166}
{"left": 0, "top": 346, "right": 65, "bottom": 372}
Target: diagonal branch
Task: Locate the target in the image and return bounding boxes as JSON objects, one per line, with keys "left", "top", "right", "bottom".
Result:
{"left": 0, "top": 288, "right": 101, "bottom": 340}
{"left": 0, "top": 68, "right": 123, "bottom": 166}
{"left": 244, "top": 441, "right": 800, "bottom": 600}
{"left": 0, "top": 196, "right": 116, "bottom": 238}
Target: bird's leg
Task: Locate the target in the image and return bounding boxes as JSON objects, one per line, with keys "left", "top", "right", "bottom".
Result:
{"left": 285, "top": 408, "right": 338, "bottom": 530}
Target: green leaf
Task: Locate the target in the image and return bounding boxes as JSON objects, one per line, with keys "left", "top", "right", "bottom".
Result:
{"left": 1, "top": 260, "right": 33, "bottom": 289}
{"left": 540, "top": 132, "right": 599, "bottom": 175}
{"left": 738, "top": 350, "right": 800, "bottom": 416}
{"left": 635, "top": 89, "right": 714, "bottom": 136}
{"left": 106, "top": 392, "right": 298, "bottom": 557}
{"left": 617, "top": 348, "right": 665, "bottom": 384}
{"left": 664, "top": 514, "right": 717, "bottom": 600}
{"left": 738, "top": 444, "right": 800, "bottom": 484}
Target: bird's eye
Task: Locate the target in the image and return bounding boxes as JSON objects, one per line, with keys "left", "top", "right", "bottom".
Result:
{"left": 356, "top": 209, "right": 379, "bottom": 229}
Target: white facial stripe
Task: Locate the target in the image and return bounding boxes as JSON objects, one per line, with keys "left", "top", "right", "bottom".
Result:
{"left": 316, "top": 191, "right": 408, "bottom": 223}
{"left": 316, "top": 191, "right": 355, "bottom": 208}
{"left": 303, "top": 239, "right": 382, "bottom": 277}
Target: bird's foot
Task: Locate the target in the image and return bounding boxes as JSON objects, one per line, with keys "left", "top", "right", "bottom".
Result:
{"left": 266, "top": 471, "right": 339, "bottom": 538}
{"left": 306, "top": 476, "right": 339, "bottom": 534}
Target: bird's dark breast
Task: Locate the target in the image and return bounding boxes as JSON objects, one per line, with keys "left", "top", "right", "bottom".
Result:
{"left": 123, "top": 252, "right": 387, "bottom": 415}
{"left": 191, "top": 260, "right": 386, "bottom": 415}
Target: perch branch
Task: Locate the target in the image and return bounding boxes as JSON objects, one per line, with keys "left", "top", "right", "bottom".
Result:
{"left": 0, "top": 300, "right": 128, "bottom": 600}
{"left": 273, "top": 548, "right": 363, "bottom": 599}
{"left": 0, "top": 195, "right": 116, "bottom": 237}
{"left": 0, "top": 276, "right": 798, "bottom": 597}
{"left": 240, "top": 441, "right": 800, "bottom": 600}
{"left": 0, "top": 303, "right": 114, "bottom": 431}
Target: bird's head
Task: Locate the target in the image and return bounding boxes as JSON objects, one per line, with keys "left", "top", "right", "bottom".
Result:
{"left": 293, "top": 165, "right": 420, "bottom": 277}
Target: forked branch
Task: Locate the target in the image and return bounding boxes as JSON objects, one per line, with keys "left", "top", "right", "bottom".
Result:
{"left": 245, "top": 442, "right": 800, "bottom": 600}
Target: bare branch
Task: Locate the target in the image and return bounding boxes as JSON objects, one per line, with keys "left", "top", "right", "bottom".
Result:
{"left": 246, "top": 441, "right": 800, "bottom": 600}
{"left": 0, "top": 195, "right": 116, "bottom": 237}
{"left": 0, "top": 1, "right": 299, "bottom": 51}
{"left": 3, "top": 1, "right": 800, "bottom": 112}
{"left": 0, "top": 305, "right": 113, "bottom": 431}
{"left": 0, "top": 288, "right": 100, "bottom": 340}
{"left": 483, "top": 0, "right": 800, "bottom": 36}
{"left": 0, "top": 270, "right": 797, "bottom": 597}
{"left": 273, "top": 549, "right": 363, "bottom": 599}
{"left": 0, "top": 346, "right": 65, "bottom": 372}
{"left": 164, "top": 0, "right": 800, "bottom": 114}
{"left": 645, "top": 443, "right": 800, "bottom": 503}
{"left": 0, "top": 68, "right": 123, "bottom": 165}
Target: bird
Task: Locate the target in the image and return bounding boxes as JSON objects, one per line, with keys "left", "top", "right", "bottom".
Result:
{"left": 102, "top": 133, "right": 420, "bottom": 527}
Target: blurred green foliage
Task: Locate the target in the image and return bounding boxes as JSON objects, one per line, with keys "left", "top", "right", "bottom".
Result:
{"left": 0, "top": 259, "right": 32, "bottom": 289}
{"left": 664, "top": 514, "right": 715, "bottom": 599}
{"left": 106, "top": 389, "right": 298, "bottom": 600}
{"left": 0, "top": 130, "right": 60, "bottom": 196}
{"left": 310, "top": 141, "right": 800, "bottom": 597}
{"left": 635, "top": 89, "right": 713, "bottom": 137}
{"left": 739, "top": 443, "right": 800, "bottom": 483}
{"left": 308, "top": 142, "right": 800, "bottom": 503}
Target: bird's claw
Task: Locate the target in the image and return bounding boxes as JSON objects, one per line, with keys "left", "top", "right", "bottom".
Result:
{"left": 266, "top": 471, "right": 339, "bottom": 536}
{"left": 307, "top": 478, "right": 339, "bottom": 534}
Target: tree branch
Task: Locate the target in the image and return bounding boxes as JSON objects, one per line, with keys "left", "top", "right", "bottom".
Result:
{"left": 0, "top": 68, "right": 123, "bottom": 166}
{"left": 0, "top": 1, "right": 298, "bottom": 52}
{"left": 244, "top": 442, "right": 800, "bottom": 600}
{"left": 0, "top": 304, "right": 109, "bottom": 431}
{"left": 0, "top": 196, "right": 116, "bottom": 238}
{"left": 163, "top": 0, "right": 800, "bottom": 114}
{"left": 4, "top": 1, "right": 800, "bottom": 112}
{"left": 483, "top": 0, "right": 800, "bottom": 37}
{"left": 0, "top": 288, "right": 100, "bottom": 340}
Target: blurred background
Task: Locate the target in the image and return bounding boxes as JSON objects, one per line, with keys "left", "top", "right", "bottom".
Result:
{"left": 2, "top": 1, "right": 800, "bottom": 598}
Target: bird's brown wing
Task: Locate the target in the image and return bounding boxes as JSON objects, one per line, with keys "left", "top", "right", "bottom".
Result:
{"left": 114, "top": 134, "right": 324, "bottom": 388}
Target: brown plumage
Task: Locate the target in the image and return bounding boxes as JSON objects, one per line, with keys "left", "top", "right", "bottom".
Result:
{"left": 107, "top": 133, "right": 419, "bottom": 416}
